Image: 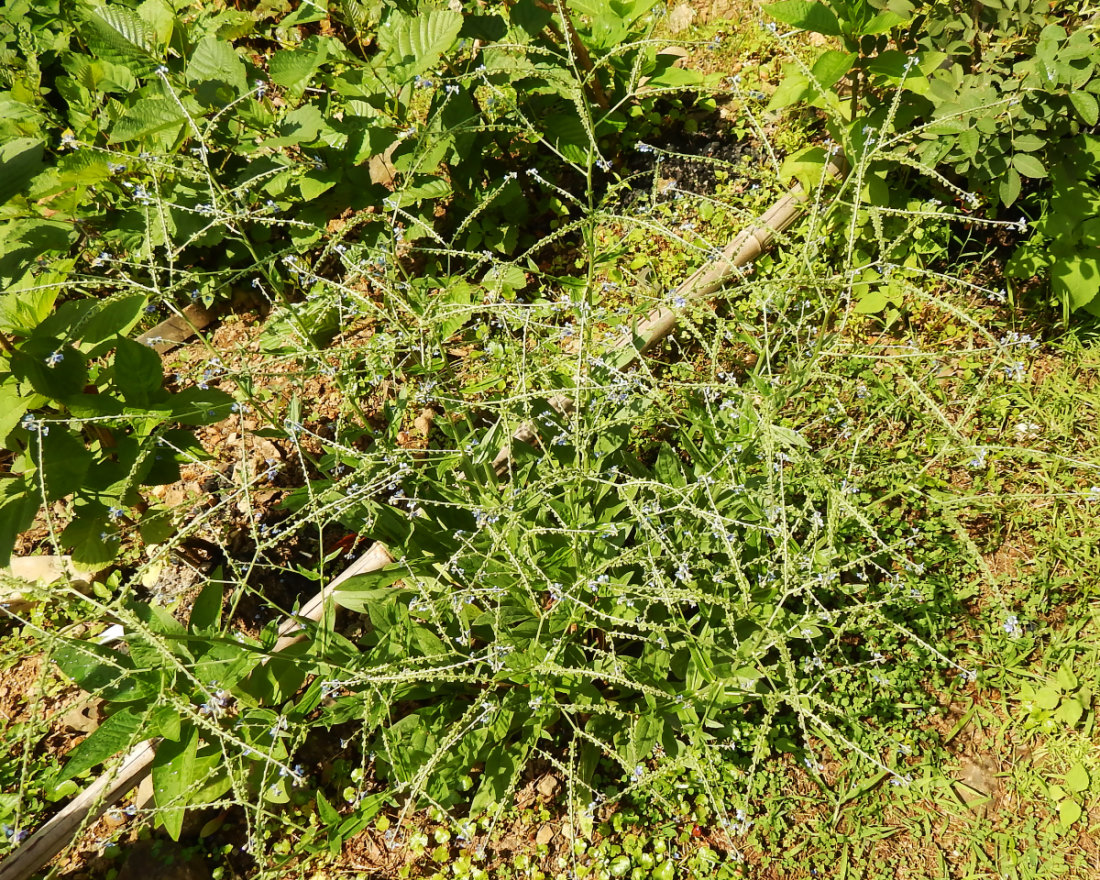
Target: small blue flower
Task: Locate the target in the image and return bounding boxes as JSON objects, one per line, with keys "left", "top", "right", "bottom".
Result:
{"left": 45, "top": 350, "right": 64, "bottom": 368}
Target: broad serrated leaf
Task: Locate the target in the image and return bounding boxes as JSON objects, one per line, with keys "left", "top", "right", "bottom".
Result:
{"left": 60, "top": 508, "right": 125, "bottom": 569}
{"left": 10, "top": 343, "right": 88, "bottom": 401}
{"left": 108, "top": 97, "right": 186, "bottom": 143}
{"left": 377, "top": 10, "right": 462, "bottom": 80}
{"left": 187, "top": 36, "right": 247, "bottom": 93}
{"left": 0, "top": 384, "right": 28, "bottom": 444}
{"left": 83, "top": 4, "right": 159, "bottom": 76}
{"left": 386, "top": 175, "right": 451, "bottom": 209}
{"left": 0, "top": 285, "right": 59, "bottom": 335}
{"left": 269, "top": 45, "right": 326, "bottom": 96}
{"left": 1035, "top": 686, "right": 1062, "bottom": 710}
{"left": 58, "top": 708, "right": 144, "bottom": 782}
{"left": 78, "top": 295, "right": 148, "bottom": 358}
{"left": 38, "top": 429, "right": 94, "bottom": 502}
{"left": 0, "top": 480, "right": 39, "bottom": 568}
{"left": 780, "top": 145, "right": 829, "bottom": 191}
{"left": 1056, "top": 697, "right": 1084, "bottom": 726}
{"left": 137, "top": 0, "right": 175, "bottom": 45}
{"left": 767, "top": 69, "right": 813, "bottom": 111}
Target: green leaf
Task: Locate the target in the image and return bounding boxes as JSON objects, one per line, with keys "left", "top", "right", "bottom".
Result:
{"left": 282, "top": 0, "right": 330, "bottom": 26}
{"left": 1013, "top": 134, "right": 1046, "bottom": 152}
{"left": 1035, "top": 686, "right": 1062, "bottom": 710}
{"left": 114, "top": 337, "right": 166, "bottom": 407}
{"left": 148, "top": 704, "right": 182, "bottom": 741}
{"left": 810, "top": 50, "right": 855, "bottom": 90}
{"left": 854, "top": 285, "right": 888, "bottom": 314}
{"left": 139, "top": 508, "right": 176, "bottom": 543}
{"left": 0, "top": 384, "right": 28, "bottom": 444}
{"left": 1052, "top": 251, "right": 1100, "bottom": 311}
{"left": 767, "top": 68, "right": 813, "bottom": 111}
{"left": 153, "top": 722, "right": 199, "bottom": 840}
{"left": 0, "top": 139, "right": 45, "bottom": 205}
{"left": 186, "top": 36, "right": 247, "bottom": 93}
{"left": 1070, "top": 91, "right": 1099, "bottom": 126}
{"left": 169, "top": 387, "right": 235, "bottom": 425}
{"left": 1059, "top": 798, "right": 1082, "bottom": 826}
{"left": 108, "top": 97, "right": 186, "bottom": 143}
{"left": 137, "top": 0, "right": 175, "bottom": 45}
{"left": 510, "top": 0, "right": 552, "bottom": 36}
{"left": 780, "top": 145, "right": 829, "bottom": 191}
{"left": 76, "top": 295, "right": 148, "bottom": 358}
{"left": 190, "top": 579, "right": 224, "bottom": 631}
{"left": 299, "top": 170, "right": 338, "bottom": 201}
{"left": 377, "top": 9, "right": 463, "bottom": 80}
{"left": 316, "top": 791, "right": 341, "bottom": 825}
{"left": 862, "top": 10, "right": 907, "bottom": 34}
{"left": 654, "top": 443, "right": 686, "bottom": 488}
{"left": 0, "top": 285, "right": 58, "bottom": 334}
{"left": 269, "top": 45, "right": 327, "bottom": 96}
{"left": 0, "top": 479, "right": 39, "bottom": 568}
{"left": 60, "top": 508, "right": 124, "bottom": 569}
{"left": 763, "top": 1, "right": 842, "bottom": 36}
{"left": 1065, "top": 762, "right": 1090, "bottom": 793}
{"left": 58, "top": 708, "right": 143, "bottom": 782}
{"left": 1056, "top": 697, "right": 1084, "bottom": 726}
{"left": 1056, "top": 663, "right": 1078, "bottom": 691}
{"left": 1012, "top": 153, "right": 1046, "bottom": 179}
{"left": 10, "top": 344, "right": 88, "bottom": 401}
{"left": 38, "top": 429, "right": 94, "bottom": 502}
{"left": 386, "top": 176, "right": 452, "bottom": 209}
{"left": 999, "top": 167, "right": 1021, "bottom": 207}
{"left": 82, "top": 4, "right": 159, "bottom": 77}
{"left": 546, "top": 111, "right": 591, "bottom": 165}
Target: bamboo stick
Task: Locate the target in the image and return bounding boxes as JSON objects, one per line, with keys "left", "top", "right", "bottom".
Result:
{"left": 608, "top": 154, "right": 849, "bottom": 365}
{"left": 0, "top": 546, "right": 396, "bottom": 880}
{"left": 0, "top": 742, "right": 157, "bottom": 880}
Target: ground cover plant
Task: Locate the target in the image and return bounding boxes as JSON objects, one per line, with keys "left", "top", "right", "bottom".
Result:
{"left": 2, "top": 0, "right": 1100, "bottom": 878}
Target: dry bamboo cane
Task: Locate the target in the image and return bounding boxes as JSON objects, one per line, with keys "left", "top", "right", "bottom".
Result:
{"left": 492, "top": 153, "right": 849, "bottom": 474}
{"left": 0, "top": 548, "right": 396, "bottom": 880}
{"left": 608, "top": 153, "right": 849, "bottom": 366}
{"left": 0, "top": 741, "right": 158, "bottom": 880}
{"left": 0, "top": 152, "right": 847, "bottom": 880}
